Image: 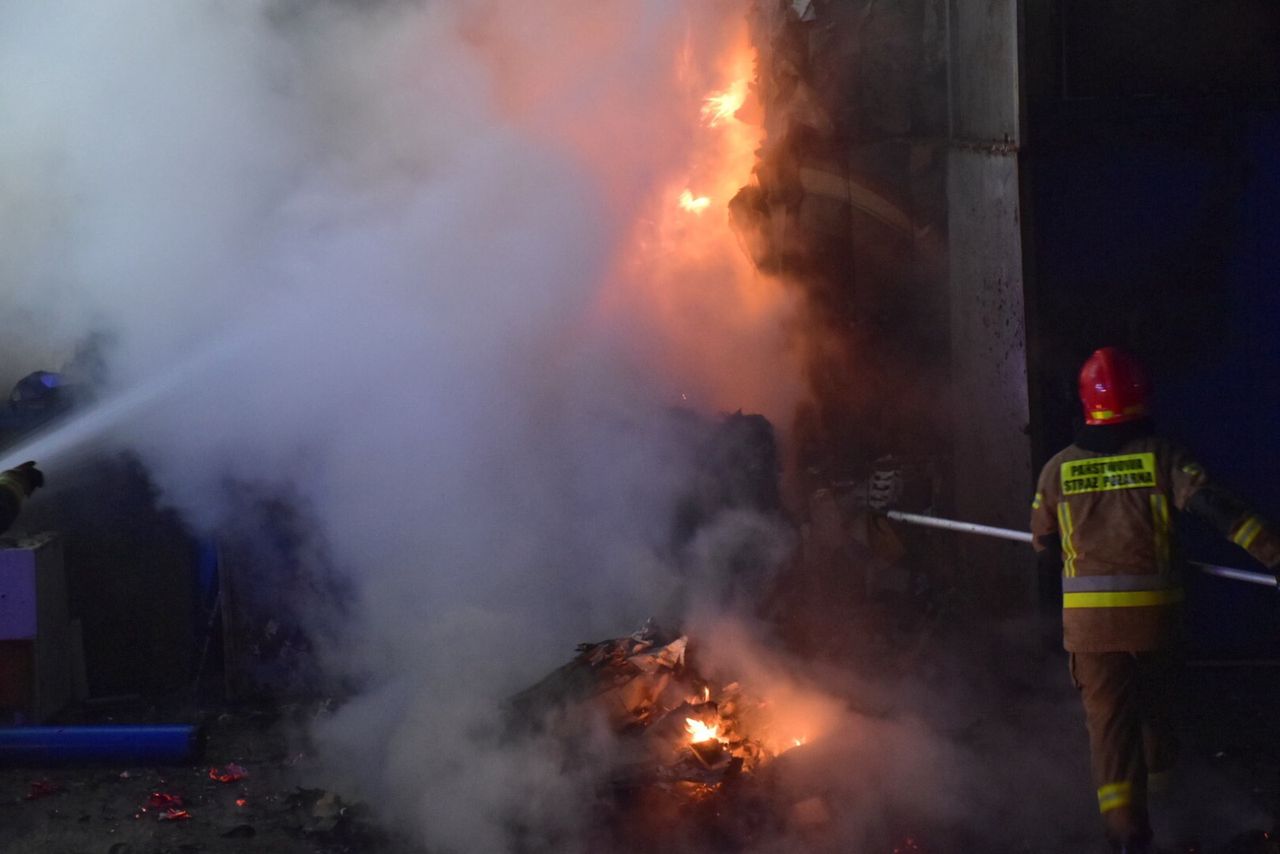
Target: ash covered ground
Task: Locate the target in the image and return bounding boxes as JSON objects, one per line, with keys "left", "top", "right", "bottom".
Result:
{"left": 0, "top": 704, "right": 424, "bottom": 854}
{"left": 4, "top": 653, "right": 1280, "bottom": 854}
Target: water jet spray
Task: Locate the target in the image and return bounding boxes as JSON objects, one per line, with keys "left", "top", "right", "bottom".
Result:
{"left": 0, "top": 335, "right": 246, "bottom": 473}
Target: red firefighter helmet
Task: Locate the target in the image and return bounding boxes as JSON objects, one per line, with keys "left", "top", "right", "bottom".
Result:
{"left": 1078, "top": 347, "right": 1151, "bottom": 425}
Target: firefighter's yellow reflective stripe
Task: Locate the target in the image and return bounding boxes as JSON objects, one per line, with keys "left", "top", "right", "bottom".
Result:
{"left": 1151, "top": 493, "right": 1172, "bottom": 574}
{"left": 1097, "top": 781, "right": 1133, "bottom": 814}
{"left": 1031, "top": 492, "right": 1042, "bottom": 511}
{"left": 0, "top": 474, "right": 24, "bottom": 504}
{"left": 1058, "top": 502, "right": 1077, "bottom": 577}
{"left": 1181, "top": 462, "right": 1204, "bottom": 477}
{"left": 1063, "top": 588, "right": 1185, "bottom": 609}
{"left": 1233, "top": 516, "right": 1264, "bottom": 550}
{"left": 1061, "top": 453, "right": 1157, "bottom": 496}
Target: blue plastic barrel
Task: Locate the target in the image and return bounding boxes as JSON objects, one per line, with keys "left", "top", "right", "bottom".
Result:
{"left": 0, "top": 725, "right": 203, "bottom": 765}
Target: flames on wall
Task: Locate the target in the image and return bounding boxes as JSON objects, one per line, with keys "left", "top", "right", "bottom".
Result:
{"left": 590, "top": 12, "right": 801, "bottom": 423}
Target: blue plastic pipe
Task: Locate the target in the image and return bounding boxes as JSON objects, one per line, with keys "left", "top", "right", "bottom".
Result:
{"left": 0, "top": 725, "right": 203, "bottom": 765}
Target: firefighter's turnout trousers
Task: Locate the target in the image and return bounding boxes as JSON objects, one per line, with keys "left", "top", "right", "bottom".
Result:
{"left": 1070, "top": 651, "right": 1179, "bottom": 843}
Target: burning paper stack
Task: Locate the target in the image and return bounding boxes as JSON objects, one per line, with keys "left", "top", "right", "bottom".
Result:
{"left": 508, "top": 620, "right": 791, "bottom": 804}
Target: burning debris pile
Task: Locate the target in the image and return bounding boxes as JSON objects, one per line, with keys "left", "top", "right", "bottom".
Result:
{"left": 509, "top": 620, "right": 806, "bottom": 820}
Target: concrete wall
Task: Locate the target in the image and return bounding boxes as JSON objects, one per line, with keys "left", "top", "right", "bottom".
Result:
{"left": 946, "top": 0, "right": 1034, "bottom": 608}
{"left": 949, "top": 0, "right": 1020, "bottom": 143}
{"left": 747, "top": 0, "right": 1034, "bottom": 613}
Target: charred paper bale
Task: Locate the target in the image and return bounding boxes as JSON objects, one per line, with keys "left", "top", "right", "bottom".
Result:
{"left": 506, "top": 621, "right": 691, "bottom": 734}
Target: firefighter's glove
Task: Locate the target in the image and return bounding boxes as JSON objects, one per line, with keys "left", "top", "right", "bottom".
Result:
{"left": 4, "top": 461, "right": 44, "bottom": 496}
{"left": 867, "top": 460, "right": 903, "bottom": 512}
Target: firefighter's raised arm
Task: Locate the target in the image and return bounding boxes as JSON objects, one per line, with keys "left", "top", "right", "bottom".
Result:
{"left": 1175, "top": 457, "right": 1280, "bottom": 579}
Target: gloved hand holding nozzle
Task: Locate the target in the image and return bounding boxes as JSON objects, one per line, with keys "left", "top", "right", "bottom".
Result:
{"left": 5, "top": 461, "right": 44, "bottom": 496}
{"left": 0, "top": 461, "right": 45, "bottom": 536}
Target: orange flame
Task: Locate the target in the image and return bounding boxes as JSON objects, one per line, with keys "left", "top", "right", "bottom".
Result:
{"left": 596, "top": 26, "right": 798, "bottom": 420}
{"left": 455, "top": 9, "right": 800, "bottom": 421}
{"left": 478, "top": 10, "right": 805, "bottom": 422}
{"left": 678, "top": 190, "right": 712, "bottom": 214}
{"left": 700, "top": 80, "right": 748, "bottom": 127}
{"left": 685, "top": 717, "right": 721, "bottom": 744}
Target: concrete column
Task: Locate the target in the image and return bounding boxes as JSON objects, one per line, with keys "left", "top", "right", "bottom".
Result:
{"left": 946, "top": 0, "right": 1034, "bottom": 609}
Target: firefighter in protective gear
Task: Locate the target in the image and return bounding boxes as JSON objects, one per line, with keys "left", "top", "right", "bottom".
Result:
{"left": 0, "top": 461, "right": 43, "bottom": 535}
{"left": 1031, "top": 347, "right": 1280, "bottom": 852}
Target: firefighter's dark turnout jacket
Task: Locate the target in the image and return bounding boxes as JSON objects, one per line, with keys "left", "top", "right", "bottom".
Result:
{"left": 1033, "top": 426, "right": 1280, "bottom": 652}
{"left": 1030, "top": 421, "right": 1280, "bottom": 843}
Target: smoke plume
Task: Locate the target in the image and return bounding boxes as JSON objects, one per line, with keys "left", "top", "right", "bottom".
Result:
{"left": 0, "top": 2, "right": 1151, "bottom": 852}
{"left": 0, "top": 0, "right": 806, "bottom": 849}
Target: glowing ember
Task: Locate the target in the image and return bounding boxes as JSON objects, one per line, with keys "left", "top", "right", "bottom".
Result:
{"left": 148, "top": 792, "right": 183, "bottom": 809}
{"left": 703, "top": 685, "right": 711, "bottom": 702}
{"left": 793, "top": 737, "right": 806, "bottom": 747}
{"left": 700, "top": 80, "right": 748, "bottom": 127}
{"left": 685, "top": 717, "right": 721, "bottom": 744}
{"left": 209, "top": 763, "right": 248, "bottom": 783}
{"left": 678, "top": 190, "right": 712, "bottom": 214}
{"left": 236, "top": 798, "right": 248, "bottom": 808}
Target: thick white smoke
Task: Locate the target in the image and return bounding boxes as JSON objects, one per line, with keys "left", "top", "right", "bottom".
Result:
{"left": 2, "top": 3, "right": 1141, "bottom": 851}
{"left": 1, "top": 1, "right": 805, "bottom": 850}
